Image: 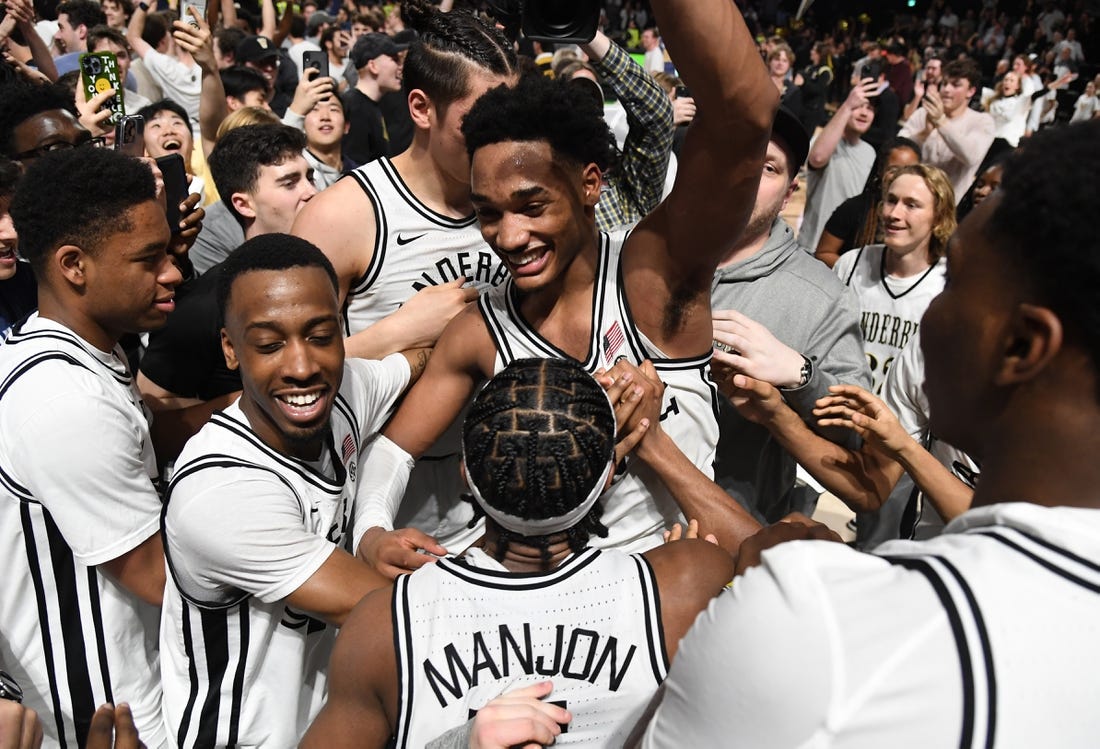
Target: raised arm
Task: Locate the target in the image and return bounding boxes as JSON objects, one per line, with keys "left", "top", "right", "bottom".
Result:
{"left": 171, "top": 11, "right": 226, "bottom": 158}
{"left": 127, "top": 4, "right": 153, "bottom": 59}
{"left": 622, "top": 0, "right": 777, "bottom": 357}
{"left": 808, "top": 78, "right": 878, "bottom": 169}
{"left": 583, "top": 31, "right": 674, "bottom": 227}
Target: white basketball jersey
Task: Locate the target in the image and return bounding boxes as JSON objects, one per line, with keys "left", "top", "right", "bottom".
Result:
{"left": 160, "top": 357, "right": 407, "bottom": 748}
{"left": 341, "top": 157, "right": 509, "bottom": 334}
{"left": 875, "top": 505, "right": 1100, "bottom": 748}
{"left": 392, "top": 547, "right": 667, "bottom": 748}
{"left": 0, "top": 316, "right": 165, "bottom": 748}
{"left": 836, "top": 244, "right": 947, "bottom": 393}
{"left": 479, "top": 231, "right": 721, "bottom": 553}
{"left": 341, "top": 158, "right": 508, "bottom": 550}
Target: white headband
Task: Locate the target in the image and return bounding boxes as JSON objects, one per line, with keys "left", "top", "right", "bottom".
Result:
{"left": 463, "top": 455, "right": 615, "bottom": 536}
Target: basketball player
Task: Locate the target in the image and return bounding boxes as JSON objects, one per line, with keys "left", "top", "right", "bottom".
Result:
{"left": 356, "top": 0, "right": 777, "bottom": 572}
{"left": 641, "top": 120, "right": 1100, "bottom": 748}
{"left": 159, "top": 236, "right": 418, "bottom": 747}
{"left": 292, "top": 0, "right": 518, "bottom": 554}
{"left": 301, "top": 358, "right": 734, "bottom": 748}
{"left": 1, "top": 148, "right": 178, "bottom": 747}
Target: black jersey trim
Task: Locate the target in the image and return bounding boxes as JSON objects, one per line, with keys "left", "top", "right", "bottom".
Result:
{"left": 178, "top": 604, "right": 201, "bottom": 748}
{"left": 44, "top": 510, "right": 96, "bottom": 749}
{"left": 21, "top": 503, "right": 69, "bottom": 747}
{"left": 634, "top": 554, "right": 669, "bottom": 681}
{"left": 226, "top": 602, "right": 250, "bottom": 746}
{"left": 878, "top": 247, "right": 943, "bottom": 300}
{"left": 439, "top": 548, "right": 602, "bottom": 591}
{"left": 992, "top": 527, "right": 1100, "bottom": 575}
{"left": 937, "top": 556, "right": 996, "bottom": 749}
{"left": 209, "top": 415, "right": 345, "bottom": 494}
{"left": 194, "top": 605, "right": 232, "bottom": 748}
{"left": 332, "top": 392, "right": 361, "bottom": 453}
{"left": 972, "top": 529, "right": 1100, "bottom": 594}
{"left": 346, "top": 165, "right": 388, "bottom": 308}
{"left": 0, "top": 460, "right": 34, "bottom": 501}
{"left": 479, "top": 291, "right": 516, "bottom": 364}
{"left": 85, "top": 565, "right": 115, "bottom": 705}
{"left": 392, "top": 575, "right": 414, "bottom": 749}
{"left": 378, "top": 157, "right": 478, "bottom": 229}
{"left": 162, "top": 457, "right": 304, "bottom": 610}
{"left": 882, "top": 555, "right": 976, "bottom": 749}
{"left": 3, "top": 329, "right": 131, "bottom": 385}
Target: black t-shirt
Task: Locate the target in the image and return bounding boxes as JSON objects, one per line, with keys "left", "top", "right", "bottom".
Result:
{"left": 139, "top": 265, "right": 241, "bottom": 400}
{"left": 379, "top": 89, "right": 413, "bottom": 156}
{"left": 341, "top": 88, "right": 389, "bottom": 168}
{"left": 823, "top": 191, "right": 873, "bottom": 254}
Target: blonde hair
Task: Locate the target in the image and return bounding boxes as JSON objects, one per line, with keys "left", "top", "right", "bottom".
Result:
{"left": 882, "top": 163, "right": 957, "bottom": 262}
{"left": 215, "top": 106, "right": 281, "bottom": 142}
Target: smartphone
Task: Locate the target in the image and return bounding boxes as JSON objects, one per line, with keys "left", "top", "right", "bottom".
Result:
{"left": 114, "top": 114, "right": 145, "bottom": 157}
{"left": 156, "top": 154, "right": 189, "bottom": 234}
{"left": 79, "top": 51, "right": 125, "bottom": 126}
{"left": 303, "top": 50, "right": 329, "bottom": 80}
{"left": 185, "top": 0, "right": 207, "bottom": 26}
{"left": 674, "top": 84, "right": 691, "bottom": 99}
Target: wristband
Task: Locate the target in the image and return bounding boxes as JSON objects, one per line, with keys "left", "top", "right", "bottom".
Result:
{"left": 778, "top": 354, "right": 813, "bottom": 391}
{"left": 351, "top": 435, "right": 415, "bottom": 551}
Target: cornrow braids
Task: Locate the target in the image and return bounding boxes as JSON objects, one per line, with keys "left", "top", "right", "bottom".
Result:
{"left": 400, "top": 0, "right": 516, "bottom": 109}
{"left": 463, "top": 358, "right": 615, "bottom": 561}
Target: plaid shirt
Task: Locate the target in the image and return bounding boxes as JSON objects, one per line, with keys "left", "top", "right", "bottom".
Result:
{"left": 592, "top": 41, "right": 675, "bottom": 232}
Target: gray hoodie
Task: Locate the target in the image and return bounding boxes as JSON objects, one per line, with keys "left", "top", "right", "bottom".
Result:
{"left": 710, "top": 218, "right": 870, "bottom": 523}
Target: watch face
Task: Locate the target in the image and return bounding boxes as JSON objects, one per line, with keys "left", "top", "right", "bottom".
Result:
{"left": 0, "top": 670, "right": 23, "bottom": 703}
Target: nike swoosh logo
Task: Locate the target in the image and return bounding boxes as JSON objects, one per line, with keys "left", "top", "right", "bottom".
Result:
{"left": 396, "top": 233, "right": 426, "bottom": 246}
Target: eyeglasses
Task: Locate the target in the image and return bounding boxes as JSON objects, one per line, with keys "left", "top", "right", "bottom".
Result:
{"left": 12, "top": 136, "right": 107, "bottom": 162}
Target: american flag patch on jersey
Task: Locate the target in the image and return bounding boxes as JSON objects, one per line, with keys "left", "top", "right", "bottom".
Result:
{"left": 341, "top": 433, "right": 356, "bottom": 464}
{"left": 603, "top": 321, "right": 624, "bottom": 359}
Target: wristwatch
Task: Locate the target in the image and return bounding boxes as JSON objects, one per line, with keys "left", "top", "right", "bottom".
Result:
{"left": 0, "top": 671, "right": 23, "bottom": 703}
{"left": 779, "top": 354, "right": 813, "bottom": 391}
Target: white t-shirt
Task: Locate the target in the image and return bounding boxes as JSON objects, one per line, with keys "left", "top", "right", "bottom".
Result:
{"left": 643, "top": 502, "right": 1100, "bottom": 748}
{"left": 800, "top": 136, "right": 876, "bottom": 250}
{"left": 0, "top": 315, "right": 165, "bottom": 748}
{"left": 160, "top": 355, "right": 409, "bottom": 748}
{"left": 835, "top": 244, "right": 947, "bottom": 393}
{"left": 140, "top": 49, "right": 201, "bottom": 127}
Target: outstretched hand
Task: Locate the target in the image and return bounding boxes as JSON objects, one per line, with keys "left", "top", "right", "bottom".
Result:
{"left": 357, "top": 526, "right": 448, "bottom": 579}
{"left": 813, "top": 384, "right": 910, "bottom": 459}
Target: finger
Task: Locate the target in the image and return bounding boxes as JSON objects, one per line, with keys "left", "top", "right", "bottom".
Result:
{"left": 613, "top": 418, "right": 649, "bottom": 463}
{"left": 86, "top": 704, "right": 117, "bottom": 749}
{"left": 730, "top": 373, "right": 771, "bottom": 396}
{"left": 460, "top": 284, "right": 480, "bottom": 303}
{"left": 602, "top": 369, "right": 634, "bottom": 404}
{"left": 113, "top": 703, "right": 142, "bottom": 749}
{"left": 498, "top": 680, "right": 555, "bottom": 700}
{"left": 380, "top": 551, "right": 436, "bottom": 578}
{"left": 704, "top": 533, "right": 719, "bottom": 545}
{"left": 665, "top": 523, "right": 683, "bottom": 542}
{"left": 685, "top": 518, "right": 700, "bottom": 539}
{"left": 0, "top": 701, "right": 25, "bottom": 748}
{"left": 399, "top": 528, "right": 448, "bottom": 557}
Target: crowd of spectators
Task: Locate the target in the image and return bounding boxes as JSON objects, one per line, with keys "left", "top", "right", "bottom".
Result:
{"left": 1, "top": 0, "right": 1099, "bottom": 746}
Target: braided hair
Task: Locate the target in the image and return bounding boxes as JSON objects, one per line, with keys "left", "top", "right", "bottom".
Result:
{"left": 399, "top": 0, "right": 516, "bottom": 109}
{"left": 463, "top": 358, "right": 614, "bottom": 562}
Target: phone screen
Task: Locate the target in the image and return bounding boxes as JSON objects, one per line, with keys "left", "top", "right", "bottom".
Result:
{"left": 186, "top": 0, "right": 207, "bottom": 25}
{"left": 79, "top": 51, "right": 125, "bottom": 125}
{"left": 156, "top": 154, "right": 190, "bottom": 234}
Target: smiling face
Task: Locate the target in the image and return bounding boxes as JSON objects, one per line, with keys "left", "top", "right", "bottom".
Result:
{"left": 102, "top": 0, "right": 128, "bottom": 27}
{"left": 768, "top": 51, "right": 792, "bottom": 78}
{"left": 221, "top": 266, "right": 344, "bottom": 460}
{"left": 470, "top": 140, "right": 600, "bottom": 295}
{"left": 144, "top": 109, "right": 193, "bottom": 163}
{"left": 55, "top": 13, "right": 85, "bottom": 53}
{"left": 232, "top": 155, "right": 317, "bottom": 237}
{"left": 1002, "top": 71, "right": 1021, "bottom": 96}
{"left": 881, "top": 172, "right": 937, "bottom": 260}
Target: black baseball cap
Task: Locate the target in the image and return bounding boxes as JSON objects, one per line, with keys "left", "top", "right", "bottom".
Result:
{"left": 236, "top": 35, "right": 279, "bottom": 64}
{"left": 771, "top": 106, "right": 810, "bottom": 173}
{"left": 350, "top": 33, "right": 409, "bottom": 69}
